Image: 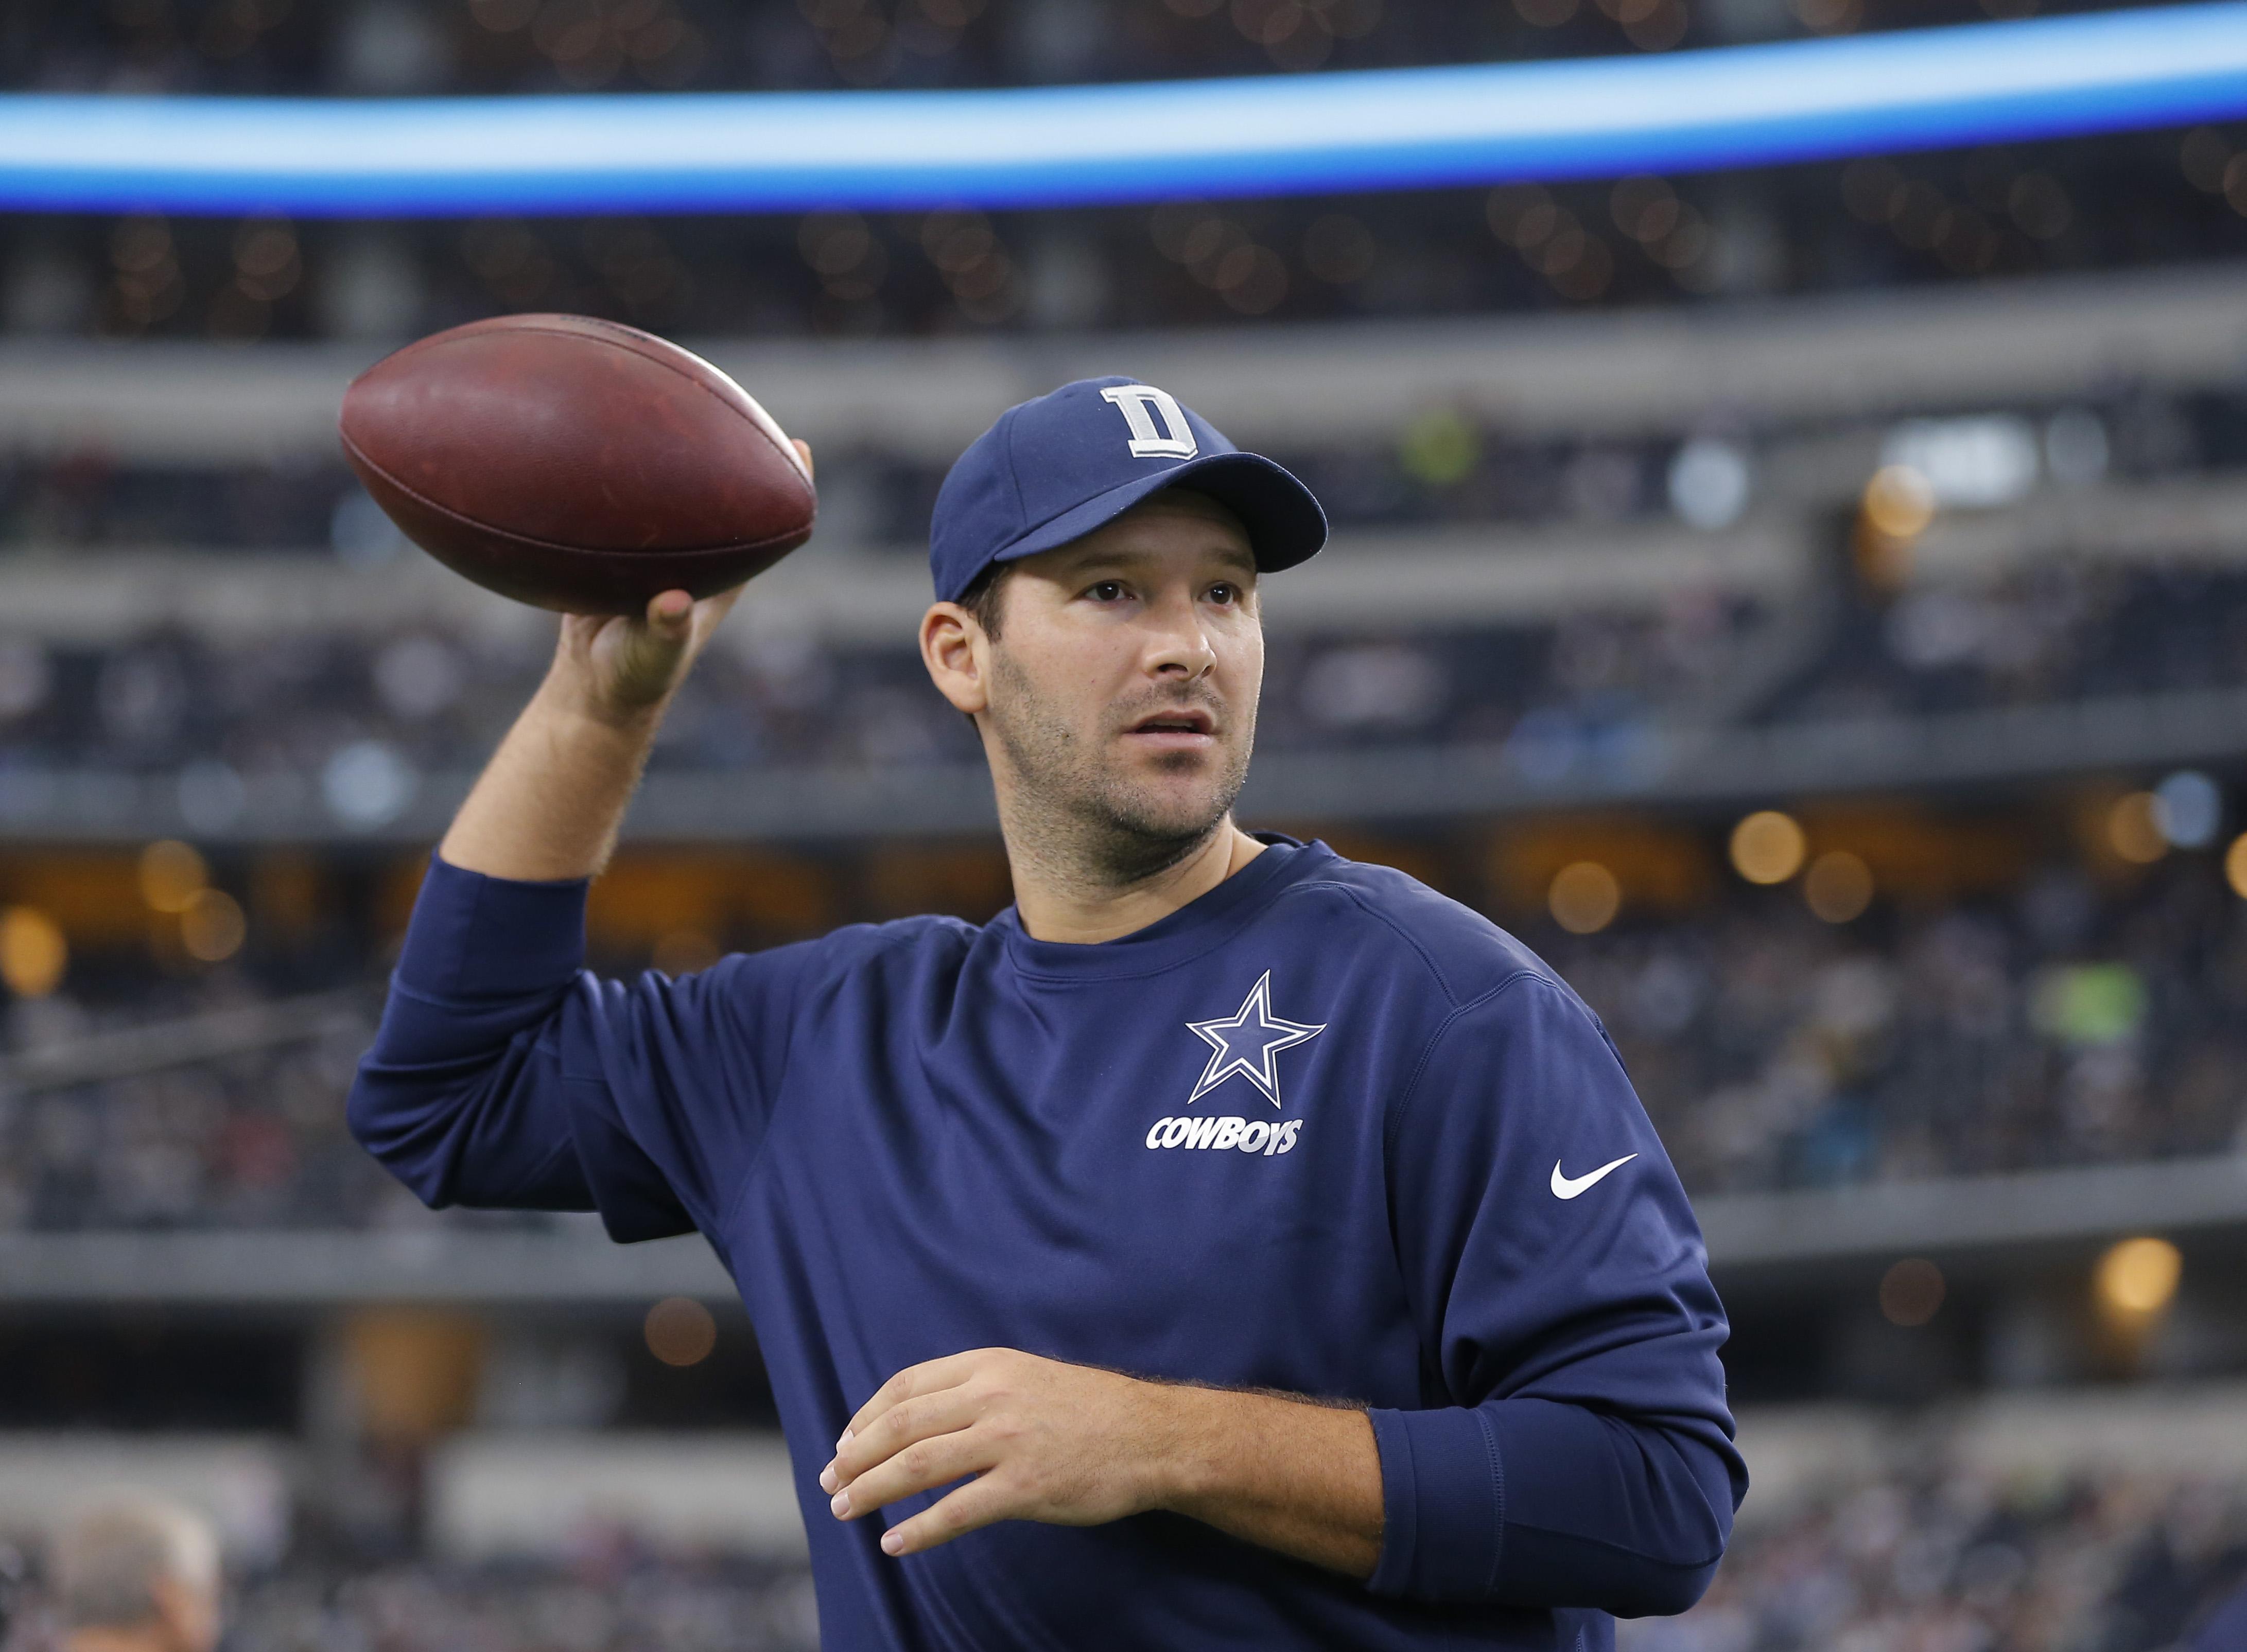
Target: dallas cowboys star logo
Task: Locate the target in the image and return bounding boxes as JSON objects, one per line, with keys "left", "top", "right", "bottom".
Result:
{"left": 1184, "top": 971, "right": 1326, "bottom": 1110}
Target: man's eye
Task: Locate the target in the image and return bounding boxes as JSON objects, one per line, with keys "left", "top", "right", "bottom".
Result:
{"left": 1087, "top": 581, "right": 1126, "bottom": 601}
{"left": 1208, "top": 584, "right": 1239, "bottom": 604}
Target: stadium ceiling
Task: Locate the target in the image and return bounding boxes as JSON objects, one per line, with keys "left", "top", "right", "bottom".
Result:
{"left": 4, "top": 3, "right": 2246, "bottom": 215}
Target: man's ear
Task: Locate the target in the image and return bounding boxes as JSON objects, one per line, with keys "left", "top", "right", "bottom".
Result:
{"left": 920, "top": 602, "right": 988, "bottom": 716}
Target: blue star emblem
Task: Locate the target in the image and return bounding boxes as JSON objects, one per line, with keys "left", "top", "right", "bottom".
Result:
{"left": 1185, "top": 971, "right": 1326, "bottom": 1109}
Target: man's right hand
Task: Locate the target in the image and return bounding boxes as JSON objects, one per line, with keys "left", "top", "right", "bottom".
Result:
{"left": 554, "top": 584, "right": 744, "bottom": 728}
{"left": 553, "top": 435, "right": 814, "bottom": 726}
{"left": 439, "top": 440, "right": 810, "bottom": 882}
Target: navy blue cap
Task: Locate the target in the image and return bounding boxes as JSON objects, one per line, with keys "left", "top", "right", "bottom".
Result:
{"left": 929, "top": 376, "right": 1328, "bottom": 603}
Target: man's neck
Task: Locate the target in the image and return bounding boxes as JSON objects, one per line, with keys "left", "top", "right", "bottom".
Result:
{"left": 1007, "top": 819, "right": 1267, "bottom": 944}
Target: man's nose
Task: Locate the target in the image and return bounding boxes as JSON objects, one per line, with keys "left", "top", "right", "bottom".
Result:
{"left": 1143, "top": 592, "right": 1217, "bottom": 679}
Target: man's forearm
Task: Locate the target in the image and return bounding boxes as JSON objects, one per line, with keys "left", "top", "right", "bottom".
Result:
{"left": 437, "top": 583, "right": 748, "bottom": 883}
{"left": 439, "top": 673, "right": 662, "bottom": 882}
{"left": 1148, "top": 1383, "right": 1384, "bottom": 1579}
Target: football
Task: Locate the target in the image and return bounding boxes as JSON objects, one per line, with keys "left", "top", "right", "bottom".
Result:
{"left": 338, "top": 314, "right": 817, "bottom": 616}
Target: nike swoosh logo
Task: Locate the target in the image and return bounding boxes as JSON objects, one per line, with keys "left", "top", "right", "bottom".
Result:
{"left": 1551, "top": 1154, "right": 1638, "bottom": 1199}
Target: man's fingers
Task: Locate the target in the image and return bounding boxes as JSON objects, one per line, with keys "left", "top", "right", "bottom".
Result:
{"left": 793, "top": 437, "right": 815, "bottom": 480}
{"left": 842, "top": 1350, "right": 990, "bottom": 1447}
{"left": 823, "top": 1388, "right": 982, "bottom": 1492}
{"left": 878, "top": 1476, "right": 1017, "bottom": 1557}
{"left": 602, "top": 593, "right": 692, "bottom": 693}
{"left": 828, "top": 1425, "right": 991, "bottom": 1522}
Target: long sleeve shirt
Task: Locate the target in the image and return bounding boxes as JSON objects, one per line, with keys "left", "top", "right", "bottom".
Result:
{"left": 350, "top": 835, "right": 1746, "bottom": 1651}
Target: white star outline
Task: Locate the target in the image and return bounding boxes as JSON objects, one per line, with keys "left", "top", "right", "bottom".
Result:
{"left": 1183, "top": 970, "right": 1326, "bottom": 1110}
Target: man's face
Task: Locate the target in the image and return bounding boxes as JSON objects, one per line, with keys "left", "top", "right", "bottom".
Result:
{"left": 959, "top": 491, "right": 1263, "bottom": 871}
{"left": 150, "top": 1568, "right": 220, "bottom": 1652}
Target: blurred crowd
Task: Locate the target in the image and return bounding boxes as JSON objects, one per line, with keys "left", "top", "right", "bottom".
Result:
{"left": 0, "top": 415, "right": 1730, "bottom": 550}
{"left": 14, "top": 375, "right": 2240, "bottom": 548}
{"left": 1548, "top": 853, "right": 2247, "bottom": 1195}
{"left": 1772, "top": 562, "right": 2247, "bottom": 725}
{"left": 2, "top": 555, "right": 2246, "bottom": 818}
{"left": 5, "top": 833, "right": 2244, "bottom": 1232}
{"left": 0, "top": 601, "right": 1763, "bottom": 809}
{"left": 4, "top": 129, "right": 2239, "bottom": 342}
{"left": 1623, "top": 1467, "right": 2247, "bottom": 1651}
{"left": 223, "top": 1555, "right": 820, "bottom": 1652}
{"left": 0, "top": 993, "right": 414, "bottom": 1233}
{"left": 2, "top": 1545, "right": 819, "bottom": 1652}
{"left": 0, "top": 0, "right": 2100, "bottom": 100}
{"left": 2, "top": 1470, "right": 2238, "bottom": 1652}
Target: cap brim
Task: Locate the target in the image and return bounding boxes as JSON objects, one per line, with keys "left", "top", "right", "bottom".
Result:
{"left": 988, "top": 451, "right": 1328, "bottom": 577}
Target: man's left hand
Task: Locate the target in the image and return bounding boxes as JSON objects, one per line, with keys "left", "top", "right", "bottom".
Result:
{"left": 818, "top": 1347, "right": 1175, "bottom": 1557}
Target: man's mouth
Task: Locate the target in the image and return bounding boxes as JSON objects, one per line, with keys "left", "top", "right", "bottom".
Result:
{"left": 1123, "top": 706, "right": 1216, "bottom": 746}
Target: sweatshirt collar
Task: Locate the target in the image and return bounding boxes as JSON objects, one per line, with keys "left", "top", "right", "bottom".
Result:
{"left": 994, "top": 834, "right": 1334, "bottom": 981}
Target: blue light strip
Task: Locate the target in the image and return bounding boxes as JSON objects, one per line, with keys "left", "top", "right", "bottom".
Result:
{"left": 5, "top": 3, "right": 2246, "bottom": 217}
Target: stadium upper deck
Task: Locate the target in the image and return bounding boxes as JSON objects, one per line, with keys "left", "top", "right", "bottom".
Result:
{"left": 0, "top": 0, "right": 2189, "bottom": 98}
{"left": 5, "top": 261, "right": 2247, "bottom": 839}
{"left": 6, "top": 122, "right": 2245, "bottom": 340}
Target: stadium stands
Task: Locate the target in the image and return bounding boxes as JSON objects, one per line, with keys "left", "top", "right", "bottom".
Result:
{"left": 1628, "top": 1465, "right": 2247, "bottom": 1647}
{"left": 6, "top": 262, "right": 2247, "bottom": 848}
{"left": 0, "top": 0, "right": 2156, "bottom": 101}
{"left": 3, "top": 261, "right": 2244, "bottom": 1351}
{"left": 9, "top": 6, "right": 2247, "bottom": 1640}
{"left": 2, "top": 816, "right": 2242, "bottom": 1236}
{"left": 3, "top": 547, "right": 2246, "bottom": 799}
{"left": 5, "top": 121, "right": 2245, "bottom": 340}
{"left": 7, "top": 1387, "right": 2246, "bottom": 1650}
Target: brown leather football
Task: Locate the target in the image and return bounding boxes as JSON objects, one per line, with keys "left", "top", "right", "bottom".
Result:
{"left": 339, "top": 314, "right": 816, "bottom": 616}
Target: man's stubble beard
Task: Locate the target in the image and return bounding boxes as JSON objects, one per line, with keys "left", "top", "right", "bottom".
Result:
{"left": 984, "top": 644, "right": 1256, "bottom": 891}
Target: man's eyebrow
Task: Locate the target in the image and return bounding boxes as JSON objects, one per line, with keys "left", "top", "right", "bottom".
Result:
{"left": 1054, "top": 548, "right": 1133, "bottom": 574}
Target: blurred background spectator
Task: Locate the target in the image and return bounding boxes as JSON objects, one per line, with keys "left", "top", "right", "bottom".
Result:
{"left": 48, "top": 1501, "right": 220, "bottom": 1652}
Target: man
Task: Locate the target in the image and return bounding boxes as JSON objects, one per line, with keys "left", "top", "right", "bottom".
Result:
{"left": 51, "top": 1500, "right": 221, "bottom": 1652}
{"left": 351, "top": 377, "right": 1745, "bottom": 1649}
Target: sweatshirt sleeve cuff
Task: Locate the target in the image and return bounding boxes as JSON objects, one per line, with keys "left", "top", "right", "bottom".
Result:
{"left": 395, "top": 853, "right": 591, "bottom": 1001}
{"left": 1364, "top": 1405, "right": 1504, "bottom": 1601}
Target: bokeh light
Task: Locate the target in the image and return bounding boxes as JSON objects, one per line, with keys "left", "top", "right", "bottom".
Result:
{"left": 2152, "top": 768, "right": 2222, "bottom": 848}
{"left": 2095, "top": 1236, "right": 2181, "bottom": 1316}
{"left": 1803, "top": 850, "right": 1874, "bottom": 922}
{"left": 181, "top": 887, "right": 247, "bottom": 962}
{"left": 140, "top": 838, "right": 210, "bottom": 912}
{"left": 0, "top": 906, "right": 67, "bottom": 997}
{"left": 1861, "top": 464, "right": 1936, "bottom": 539}
{"left": 1730, "top": 811, "right": 1807, "bottom": 884}
{"left": 1398, "top": 408, "right": 1479, "bottom": 487}
{"left": 1548, "top": 861, "right": 1622, "bottom": 934}
{"left": 1879, "top": 1257, "right": 1945, "bottom": 1327}
{"left": 1668, "top": 437, "right": 1751, "bottom": 530}
{"left": 2106, "top": 792, "right": 2167, "bottom": 864}
{"left": 644, "top": 1296, "right": 718, "bottom": 1367}
{"left": 2225, "top": 832, "right": 2247, "bottom": 897}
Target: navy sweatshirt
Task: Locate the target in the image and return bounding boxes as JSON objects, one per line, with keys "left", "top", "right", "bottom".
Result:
{"left": 351, "top": 836, "right": 1744, "bottom": 1651}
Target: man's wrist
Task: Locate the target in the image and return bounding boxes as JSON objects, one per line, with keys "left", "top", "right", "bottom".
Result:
{"left": 1135, "top": 1379, "right": 1219, "bottom": 1516}
{"left": 1128, "top": 1379, "right": 1383, "bottom": 1580}
{"left": 533, "top": 667, "right": 669, "bottom": 741}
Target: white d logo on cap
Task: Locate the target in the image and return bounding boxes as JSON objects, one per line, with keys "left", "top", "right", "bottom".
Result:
{"left": 1100, "top": 384, "right": 1199, "bottom": 460}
